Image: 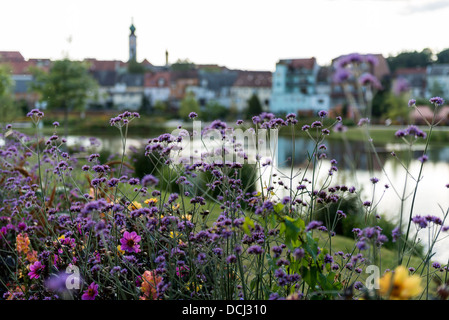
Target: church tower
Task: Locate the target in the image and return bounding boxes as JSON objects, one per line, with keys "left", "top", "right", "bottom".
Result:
{"left": 129, "top": 20, "right": 137, "bottom": 62}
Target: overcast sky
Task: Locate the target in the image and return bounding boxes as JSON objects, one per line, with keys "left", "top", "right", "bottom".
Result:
{"left": 1, "top": 0, "right": 448, "bottom": 71}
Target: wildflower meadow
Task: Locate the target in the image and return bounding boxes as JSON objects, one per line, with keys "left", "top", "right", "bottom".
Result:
{"left": 1, "top": 55, "right": 449, "bottom": 305}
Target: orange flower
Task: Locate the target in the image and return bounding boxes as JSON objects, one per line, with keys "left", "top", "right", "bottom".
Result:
{"left": 16, "top": 233, "right": 30, "bottom": 254}
{"left": 26, "top": 250, "right": 38, "bottom": 263}
{"left": 140, "top": 270, "right": 162, "bottom": 300}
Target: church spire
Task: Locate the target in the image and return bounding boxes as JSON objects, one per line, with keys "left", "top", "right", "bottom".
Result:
{"left": 129, "top": 19, "right": 137, "bottom": 62}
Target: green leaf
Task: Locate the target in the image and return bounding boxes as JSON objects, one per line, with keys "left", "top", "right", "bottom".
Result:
{"left": 304, "top": 232, "right": 319, "bottom": 260}
{"left": 281, "top": 216, "right": 304, "bottom": 249}
{"left": 242, "top": 216, "right": 255, "bottom": 236}
{"left": 274, "top": 202, "right": 284, "bottom": 213}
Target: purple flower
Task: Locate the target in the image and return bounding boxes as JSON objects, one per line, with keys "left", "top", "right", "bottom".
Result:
{"left": 226, "top": 255, "right": 237, "bottom": 264}
{"left": 333, "top": 68, "right": 351, "bottom": 83}
{"left": 81, "top": 282, "right": 99, "bottom": 300}
{"left": 432, "top": 262, "right": 441, "bottom": 269}
{"left": 392, "top": 227, "right": 401, "bottom": 242}
{"left": 28, "top": 261, "right": 45, "bottom": 279}
{"left": 430, "top": 97, "right": 444, "bottom": 106}
{"left": 141, "top": 174, "right": 159, "bottom": 187}
{"left": 359, "top": 73, "right": 382, "bottom": 89}
{"left": 293, "top": 248, "right": 305, "bottom": 260}
{"left": 311, "top": 121, "right": 322, "bottom": 128}
{"left": 305, "top": 220, "right": 322, "bottom": 232}
{"left": 333, "top": 122, "right": 347, "bottom": 133}
{"left": 357, "top": 118, "right": 370, "bottom": 126}
{"left": 408, "top": 99, "right": 416, "bottom": 107}
{"left": 418, "top": 155, "right": 428, "bottom": 163}
{"left": 26, "top": 109, "right": 44, "bottom": 119}
{"left": 252, "top": 116, "right": 261, "bottom": 124}
{"left": 412, "top": 215, "right": 428, "bottom": 229}
{"left": 247, "top": 245, "right": 264, "bottom": 255}
{"left": 318, "top": 110, "right": 328, "bottom": 118}
{"left": 189, "top": 112, "right": 198, "bottom": 119}
{"left": 120, "top": 231, "right": 141, "bottom": 253}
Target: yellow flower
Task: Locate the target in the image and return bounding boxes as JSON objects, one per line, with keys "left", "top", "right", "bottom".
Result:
{"left": 186, "top": 282, "right": 203, "bottom": 292}
{"left": 144, "top": 198, "right": 158, "bottom": 205}
{"left": 181, "top": 214, "right": 192, "bottom": 221}
{"left": 169, "top": 231, "right": 185, "bottom": 245}
{"left": 16, "top": 233, "right": 30, "bottom": 254}
{"left": 378, "top": 265, "right": 423, "bottom": 300}
{"left": 128, "top": 201, "right": 142, "bottom": 211}
{"left": 117, "top": 245, "right": 125, "bottom": 255}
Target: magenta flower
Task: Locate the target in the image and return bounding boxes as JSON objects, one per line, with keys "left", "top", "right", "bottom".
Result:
{"left": 81, "top": 282, "right": 99, "bottom": 300}
{"left": 120, "top": 231, "right": 141, "bottom": 253}
{"left": 28, "top": 261, "right": 45, "bottom": 279}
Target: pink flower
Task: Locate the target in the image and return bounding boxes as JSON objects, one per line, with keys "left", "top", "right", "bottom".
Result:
{"left": 119, "top": 231, "right": 141, "bottom": 253}
{"left": 81, "top": 282, "right": 99, "bottom": 300}
{"left": 28, "top": 261, "right": 44, "bottom": 279}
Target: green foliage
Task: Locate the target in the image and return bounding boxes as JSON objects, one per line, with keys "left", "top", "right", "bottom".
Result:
{"left": 429, "top": 80, "right": 445, "bottom": 98}
{"left": 436, "top": 48, "right": 449, "bottom": 64}
{"left": 387, "top": 48, "right": 434, "bottom": 72}
{"left": 246, "top": 94, "right": 263, "bottom": 120}
{"left": 170, "top": 59, "right": 195, "bottom": 71}
{"left": 127, "top": 60, "right": 146, "bottom": 74}
{"left": 202, "top": 100, "right": 228, "bottom": 121}
{"left": 179, "top": 91, "right": 200, "bottom": 120}
{"left": 0, "top": 65, "right": 20, "bottom": 123}
{"left": 153, "top": 100, "right": 168, "bottom": 115}
{"left": 382, "top": 92, "right": 409, "bottom": 123}
{"left": 30, "top": 59, "right": 97, "bottom": 112}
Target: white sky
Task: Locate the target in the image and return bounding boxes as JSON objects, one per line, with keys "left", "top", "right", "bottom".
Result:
{"left": 1, "top": 0, "right": 449, "bottom": 71}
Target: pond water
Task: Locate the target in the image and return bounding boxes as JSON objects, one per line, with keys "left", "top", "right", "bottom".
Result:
{"left": 63, "top": 133, "right": 449, "bottom": 263}
{"left": 272, "top": 136, "right": 449, "bottom": 263}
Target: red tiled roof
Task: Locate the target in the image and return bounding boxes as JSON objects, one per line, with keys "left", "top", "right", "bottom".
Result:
{"left": 141, "top": 59, "right": 153, "bottom": 66}
{"left": 0, "top": 51, "right": 25, "bottom": 62}
{"left": 285, "top": 58, "right": 316, "bottom": 70}
{"left": 0, "top": 60, "right": 36, "bottom": 74}
{"left": 144, "top": 71, "right": 171, "bottom": 88}
{"left": 233, "top": 71, "right": 272, "bottom": 88}
{"left": 395, "top": 67, "right": 426, "bottom": 76}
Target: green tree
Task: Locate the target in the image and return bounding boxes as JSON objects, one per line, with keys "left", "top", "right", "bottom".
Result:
{"left": 246, "top": 93, "right": 263, "bottom": 119}
{"left": 429, "top": 80, "right": 445, "bottom": 98}
{"left": 171, "top": 59, "right": 195, "bottom": 71}
{"left": 179, "top": 91, "right": 200, "bottom": 120}
{"left": 0, "top": 64, "right": 20, "bottom": 123}
{"left": 30, "top": 59, "right": 98, "bottom": 136}
{"left": 437, "top": 48, "right": 449, "bottom": 64}
{"left": 383, "top": 92, "right": 409, "bottom": 124}
{"left": 153, "top": 100, "right": 168, "bottom": 115}
{"left": 387, "top": 49, "right": 434, "bottom": 72}
{"left": 203, "top": 100, "right": 227, "bottom": 121}
{"left": 128, "top": 60, "right": 145, "bottom": 74}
